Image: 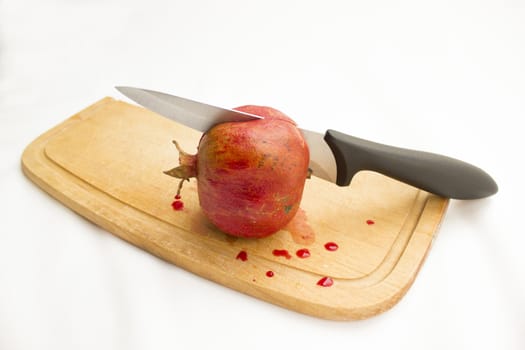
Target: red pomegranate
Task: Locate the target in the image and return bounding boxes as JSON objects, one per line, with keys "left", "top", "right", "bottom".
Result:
{"left": 165, "top": 105, "right": 310, "bottom": 238}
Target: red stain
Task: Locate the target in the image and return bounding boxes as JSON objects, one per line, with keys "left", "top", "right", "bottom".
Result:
{"left": 324, "top": 242, "right": 338, "bottom": 251}
{"left": 171, "top": 200, "right": 184, "bottom": 210}
{"left": 266, "top": 271, "right": 274, "bottom": 278}
{"left": 296, "top": 248, "right": 311, "bottom": 258}
{"left": 272, "top": 249, "right": 292, "bottom": 259}
{"left": 284, "top": 208, "right": 315, "bottom": 245}
{"left": 317, "top": 276, "right": 334, "bottom": 287}
{"left": 236, "top": 251, "right": 248, "bottom": 261}
{"left": 174, "top": 194, "right": 181, "bottom": 200}
{"left": 366, "top": 219, "right": 375, "bottom": 225}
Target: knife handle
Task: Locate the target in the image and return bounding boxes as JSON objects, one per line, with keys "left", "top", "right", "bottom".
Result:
{"left": 323, "top": 130, "right": 498, "bottom": 199}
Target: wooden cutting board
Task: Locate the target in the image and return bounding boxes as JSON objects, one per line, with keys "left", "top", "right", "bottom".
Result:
{"left": 21, "top": 97, "right": 449, "bottom": 320}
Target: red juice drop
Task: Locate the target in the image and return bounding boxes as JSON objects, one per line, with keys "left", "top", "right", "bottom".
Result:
{"left": 366, "top": 219, "right": 375, "bottom": 225}
{"left": 317, "top": 276, "right": 334, "bottom": 287}
{"left": 174, "top": 194, "right": 181, "bottom": 200}
{"left": 171, "top": 200, "right": 184, "bottom": 211}
{"left": 324, "top": 242, "right": 338, "bottom": 251}
{"left": 266, "top": 271, "right": 274, "bottom": 278}
{"left": 272, "top": 249, "right": 292, "bottom": 259}
{"left": 236, "top": 251, "right": 248, "bottom": 261}
{"left": 296, "top": 248, "right": 311, "bottom": 258}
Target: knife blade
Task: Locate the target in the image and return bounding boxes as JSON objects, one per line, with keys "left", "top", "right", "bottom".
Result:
{"left": 115, "top": 86, "right": 263, "bottom": 132}
{"left": 115, "top": 86, "right": 338, "bottom": 184}
{"left": 116, "top": 86, "right": 498, "bottom": 199}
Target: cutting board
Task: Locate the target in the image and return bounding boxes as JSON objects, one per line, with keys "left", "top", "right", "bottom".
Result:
{"left": 21, "top": 97, "right": 449, "bottom": 320}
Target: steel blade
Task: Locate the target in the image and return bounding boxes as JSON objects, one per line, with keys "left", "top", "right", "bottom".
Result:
{"left": 300, "top": 128, "right": 337, "bottom": 184}
{"left": 116, "top": 86, "right": 338, "bottom": 184}
{"left": 116, "top": 86, "right": 262, "bottom": 132}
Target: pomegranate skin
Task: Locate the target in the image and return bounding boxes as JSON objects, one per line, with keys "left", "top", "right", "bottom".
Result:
{"left": 196, "top": 105, "right": 309, "bottom": 238}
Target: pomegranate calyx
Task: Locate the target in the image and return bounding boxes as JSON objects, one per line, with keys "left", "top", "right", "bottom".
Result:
{"left": 163, "top": 165, "right": 195, "bottom": 180}
{"left": 164, "top": 140, "right": 197, "bottom": 197}
{"left": 164, "top": 140, "right": 197, "bottom": 180}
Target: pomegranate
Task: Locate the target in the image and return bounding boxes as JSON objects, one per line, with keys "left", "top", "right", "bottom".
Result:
{"left": 165, "top": 105, "right": 310, "bottom": 238}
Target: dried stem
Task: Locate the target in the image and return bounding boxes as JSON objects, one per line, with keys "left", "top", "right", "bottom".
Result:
{"left": 164, "top": 140, "right": 197, "bottom": 197}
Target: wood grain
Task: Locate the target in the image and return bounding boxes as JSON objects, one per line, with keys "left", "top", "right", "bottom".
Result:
{"left": 21, "top": 97, "right": 449, "bottom": 320}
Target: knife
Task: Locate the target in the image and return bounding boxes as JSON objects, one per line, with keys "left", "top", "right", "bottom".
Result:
{"left": 116, "top": 86, "right": 497, "bottom": 199}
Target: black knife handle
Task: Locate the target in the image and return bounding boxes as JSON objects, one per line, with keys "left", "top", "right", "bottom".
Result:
{"left": 323, "top": 129, "right": 498, "bottom": 199}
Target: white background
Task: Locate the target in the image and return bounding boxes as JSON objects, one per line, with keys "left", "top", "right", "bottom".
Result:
{"left": 1, "top": 0, "right": 524, "bottom": 349}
